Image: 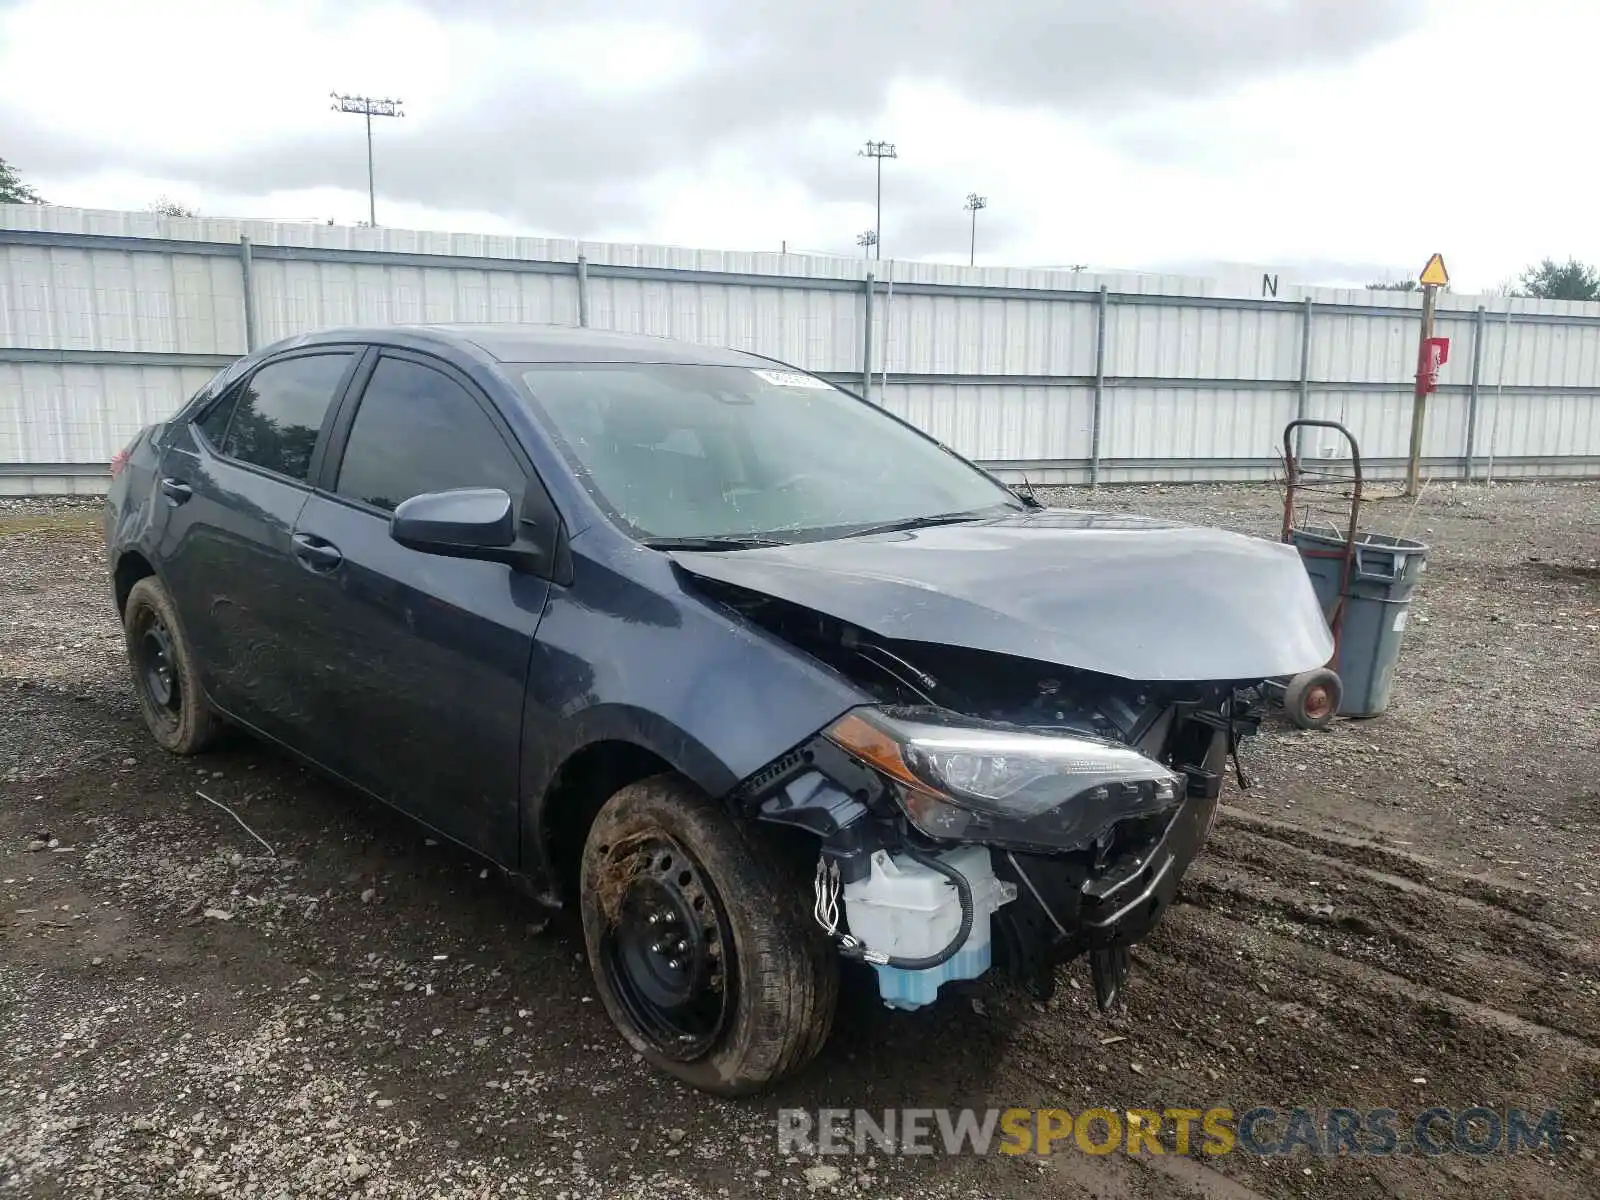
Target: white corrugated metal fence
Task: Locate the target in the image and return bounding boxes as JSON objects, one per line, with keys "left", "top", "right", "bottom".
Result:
{"left": 4, "top": 203, "right": 1599, "bottom": 495}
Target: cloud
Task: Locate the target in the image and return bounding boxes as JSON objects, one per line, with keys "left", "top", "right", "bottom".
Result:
{"left": 419, "top": 0, "right": 1424, "bottom": 114}
{"left": 2, "top": 0, "right": 1427, "bottom": 255}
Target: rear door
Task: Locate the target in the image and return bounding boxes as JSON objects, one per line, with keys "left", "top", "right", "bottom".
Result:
{"left": 155, "top": 348, "right": 363, "bottom": 743}
{"left": 289, "top": 350, "right": 553, "bottom": 860}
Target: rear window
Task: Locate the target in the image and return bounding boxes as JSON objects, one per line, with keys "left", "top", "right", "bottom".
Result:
{"left": 218, "top": 353, "right": 354, "bottom": 481}
{"left": 194, "top": 389, "right": 238, "bottom": 448}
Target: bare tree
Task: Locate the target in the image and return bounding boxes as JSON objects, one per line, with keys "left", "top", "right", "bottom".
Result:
{"left": 149, "top": 196, "right": 199, "bottom": 218}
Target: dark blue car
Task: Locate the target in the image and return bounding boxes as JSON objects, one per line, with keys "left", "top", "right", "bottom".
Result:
{"left": 102, "top": 324, "right": 1331, "bottom": 1094}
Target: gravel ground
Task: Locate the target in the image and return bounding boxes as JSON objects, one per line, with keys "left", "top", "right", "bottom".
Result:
{"left": 1, "top": 483, "right": 1596, "bottom": 1200}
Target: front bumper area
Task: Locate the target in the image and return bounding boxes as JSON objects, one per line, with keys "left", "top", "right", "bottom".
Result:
{"left": 992, "top": 787, "right": 1218, "bottom": 1000}
{"left": 742, "top": 708, "right": 1233, "bottom": 1010}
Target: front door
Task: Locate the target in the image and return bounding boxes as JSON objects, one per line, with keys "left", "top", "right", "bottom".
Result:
{"left": 289, "top": 351, "right": 551, "bottom": 861}
{"left": 154, "top": 349, "right": 361, "bottom": 743}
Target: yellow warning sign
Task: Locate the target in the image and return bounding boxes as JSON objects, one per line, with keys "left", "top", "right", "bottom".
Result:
{"left": 1419, "top": 253, "right": 1449, "bottom": 287}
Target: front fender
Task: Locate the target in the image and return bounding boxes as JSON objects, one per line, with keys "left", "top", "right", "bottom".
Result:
{"left": 517, "top": 537, "right": 868, "bottom": 884}
{"left": 535, "top": 702, "right": 745, "bottom": 800}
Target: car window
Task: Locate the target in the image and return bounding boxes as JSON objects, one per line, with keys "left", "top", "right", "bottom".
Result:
{"left": 516, "top": 363, "right": 1021, "bottom": 542}
{"left": 194, "top": 388, "right": 239, "bottom": 448}
{"left": 220, "top": 353, "right": 353, "bottom": 481}
{"left": 334, "top": 357, "right": 525, "bottom": 513}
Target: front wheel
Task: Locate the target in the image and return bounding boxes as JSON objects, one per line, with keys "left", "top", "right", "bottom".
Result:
{"left": 579, "top": 774, "right": 838, "bottom": 1096}
{"left": 123, "top": 576, "right": 220, "bottom": 755}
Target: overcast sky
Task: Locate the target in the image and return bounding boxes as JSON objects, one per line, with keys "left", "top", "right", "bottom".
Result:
{"left": 1, "top": 0, "right": 1593, "bottom": 291}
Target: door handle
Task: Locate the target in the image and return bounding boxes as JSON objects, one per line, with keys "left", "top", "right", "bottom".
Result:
{"left": 292, "top": 532, "right": 343, "bottom": 572}
{"left": 159, "top": 478, "right": 193, "bottom": 504}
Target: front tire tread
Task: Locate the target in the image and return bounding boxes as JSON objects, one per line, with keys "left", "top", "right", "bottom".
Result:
{"left": 579, "top": 774, "right": 838, "bottom": 1096}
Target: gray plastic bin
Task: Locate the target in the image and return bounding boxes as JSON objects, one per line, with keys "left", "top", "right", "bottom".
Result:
{"left": 1286, "top": 528, "right": 1428, "bottom": 718}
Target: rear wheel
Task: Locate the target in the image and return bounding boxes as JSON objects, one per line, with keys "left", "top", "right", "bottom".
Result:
{"left": 579, "top": 774, "right": 837, "bottom": 1096}
{"left": 1284, "top": 667, "right": 1342, "bottom": 731}
{"left": 123, "top": 576, "right": 220, "bottom": 755}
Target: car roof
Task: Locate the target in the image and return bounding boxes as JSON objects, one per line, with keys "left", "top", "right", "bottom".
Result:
{"left": 286, "top": 323, "right": 773, "bottom": 368}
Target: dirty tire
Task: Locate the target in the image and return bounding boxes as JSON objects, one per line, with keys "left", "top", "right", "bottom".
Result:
{"left": 123, "top": 576, "right": 220, "bottom": 755}
{"left": 579, "top": 774, "right": 838, "bottom": 1096}
{"left": 1284, "top": 667, "right": 1342, "bottom": 731}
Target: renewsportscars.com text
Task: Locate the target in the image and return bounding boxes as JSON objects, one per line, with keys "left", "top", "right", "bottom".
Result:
{"left": 777, "top": 1106, "right": 1563, "bottom": 1158}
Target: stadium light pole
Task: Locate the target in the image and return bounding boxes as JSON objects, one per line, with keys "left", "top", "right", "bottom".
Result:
{"left": 856, "top": 230, "right": 878, "bottom": 260}
{"left": 857, "top": 140, "right": 897, "bottom": 260}
{"left": 964, "top": 193, "right": 988, "bottom": 266}
{"left": 330, "top": 92, "right": 404, "bottom": 226}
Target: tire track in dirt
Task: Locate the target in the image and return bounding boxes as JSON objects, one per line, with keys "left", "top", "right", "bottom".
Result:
{"left": 1170, "top": 899, "right": 1600, "bottom": 1063}
{"left": 1215, "top": 809, "right": 1571, "bottom": 926}
{"left": 1190, "top": 834, "right": 1600, "bottom": 1044}
{"left": 1031, "top": 905, "right": 1594, "bottom": 1199}
{"left": 984, "top": 813, "right": 1599, "bottom": 1200}
{"left": 1212, "top": 820, "right": 1592, "bottom": 948}
{"left": 1045, "top": 1140, "right": 1278, "bottom": 1200}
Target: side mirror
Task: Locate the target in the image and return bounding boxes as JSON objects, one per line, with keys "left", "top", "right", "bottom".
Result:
{"left": 390, "top": 487, "right": 527, "bottom": 563}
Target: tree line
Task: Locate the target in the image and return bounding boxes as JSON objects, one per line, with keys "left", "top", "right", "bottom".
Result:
{"left": 4, "top": 155, "right": 1598, "bottom": 300}
{"left": 1368, "top": 260, "right": 1600, "bottom": 302}
{"left": 3, "top": 156, "right": 197, "bottom": 217}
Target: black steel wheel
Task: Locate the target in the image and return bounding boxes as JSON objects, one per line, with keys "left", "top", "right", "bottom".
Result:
{"left": 137, "top": 615, "right": 181, "bottom": 720}
{"left": 579, "top": 774, "right": 838, "bottom": 1096}
{"left": 123, "top": 576, "right": 220, "bottom": 754}
{"left": 1284, "top": 667, "right": 1342, "bottom": 731}
{"left": 598, "top": 835, "right": 734, "bottom": 1061}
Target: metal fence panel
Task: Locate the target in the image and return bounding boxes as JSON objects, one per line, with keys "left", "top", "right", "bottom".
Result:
{"left": 583, "top": 278, "right": 858, "bottom": 371}
{"left": 1104, "top": 385, "right": 1300, "bottom": 463}
{"left": 249, "top": 258, "right": 579, "bottom": 343}
{"left": 880, "top": 381, "right": 1092, "bottom": 463}
{"left": 1480, "top": 389, "right": 1600, "bottom": 459}
{"left": 0, "top": 243, "right": 245, "bottom": 354}
{"left": 1, "top": 360, "right": 217, "bottom": 465}
{"left": 1306, "top": 389, "right": 1467, "bottom": 461}
{"left": 3, "top": 204, "right": 1600, "bottom": 491}
{"left": 882, "top": 293, "right": 1098, "bottom": 377}
{"left": 1105, "top": 303, "right": 1302, "bottom": 381}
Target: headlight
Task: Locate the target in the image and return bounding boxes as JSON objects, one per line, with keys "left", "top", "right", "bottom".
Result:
{"left": 825, "top": 707, "right": 1183, "bottom": 851}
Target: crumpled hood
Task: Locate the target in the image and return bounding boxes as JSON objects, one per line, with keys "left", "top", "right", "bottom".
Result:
{"left": 671, "top": 508, "right": 1334, "bottom": 683}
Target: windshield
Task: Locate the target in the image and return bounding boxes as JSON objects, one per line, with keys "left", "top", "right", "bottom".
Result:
{"left": 515, "top": 363, "right": 1023, "bottom": 542}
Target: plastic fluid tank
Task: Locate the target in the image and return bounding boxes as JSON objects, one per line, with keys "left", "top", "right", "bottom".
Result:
{"left": 842, "top": 845, "right": 1018, "bottom": 1010}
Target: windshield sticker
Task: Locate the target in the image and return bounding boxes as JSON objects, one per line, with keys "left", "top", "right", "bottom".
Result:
{"left": 751, "top": 368, "right": 832, "bottom": 390}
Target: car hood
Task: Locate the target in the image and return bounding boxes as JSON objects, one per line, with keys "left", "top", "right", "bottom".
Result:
{"left": 670, "top": 508, "right": 1334, "bottom": 683}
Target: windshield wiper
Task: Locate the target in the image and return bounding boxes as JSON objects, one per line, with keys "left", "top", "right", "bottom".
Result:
{"left": 1015, "top": 471, "right": 1045, "bottom": 509}
{"left": 641, "top": 535, "right": 789, "bottom": 552}
{"left": 839, "top": 509, "right": 1007, "bottom": 540}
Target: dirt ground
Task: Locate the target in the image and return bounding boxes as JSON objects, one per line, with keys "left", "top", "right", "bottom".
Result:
{"left": 1, "top": 481, "right": 1596, "bottom": 1200}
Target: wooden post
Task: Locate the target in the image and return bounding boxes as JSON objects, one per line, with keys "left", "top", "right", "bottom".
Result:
{"left": 1405, "top": 281, "right": 1439, "bottom": 497}
{"left": 1405, "top": 254, "right": 1450, "bottom": 496}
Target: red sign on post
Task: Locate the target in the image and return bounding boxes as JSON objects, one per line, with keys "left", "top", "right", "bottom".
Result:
{"left": 1417, "top": 336, "right": 1451, "bottom": 393}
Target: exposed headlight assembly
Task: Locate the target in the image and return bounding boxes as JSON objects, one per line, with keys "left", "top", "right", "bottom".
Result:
{"left": 825, "top": 707, "right": 1183, "bottom": 851}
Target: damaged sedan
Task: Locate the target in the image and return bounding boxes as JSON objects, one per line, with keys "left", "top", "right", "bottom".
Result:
{"left": 102, "top": 324, "right": 1333, "bottom": 1095}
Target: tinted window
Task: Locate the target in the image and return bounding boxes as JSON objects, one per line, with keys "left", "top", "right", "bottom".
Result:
{"left": 195, "top": 389, "right": 239, "bottom": 448}
{"left": 221, "top": 353, "right": 353, "bottom": 481}
{"left": 335, "top": 357, "right": 525, "bottom": 512}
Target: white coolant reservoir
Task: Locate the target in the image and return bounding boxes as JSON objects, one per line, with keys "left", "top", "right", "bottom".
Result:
{"left": 842, "top": 845, "right": 1017, "bottom": 1010}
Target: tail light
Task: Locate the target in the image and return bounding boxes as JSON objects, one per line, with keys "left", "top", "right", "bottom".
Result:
{"left": 110, "top": 430, "right": 145, "bottom": 478}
